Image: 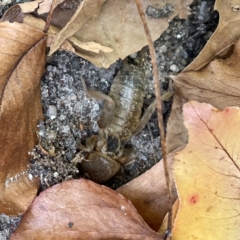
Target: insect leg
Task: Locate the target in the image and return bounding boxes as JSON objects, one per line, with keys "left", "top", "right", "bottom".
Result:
{"left": 132, "top": 91, "right": 173, "bottom": 136}
{"left": 81, "top": 77, "right": 115, "bottom": 129}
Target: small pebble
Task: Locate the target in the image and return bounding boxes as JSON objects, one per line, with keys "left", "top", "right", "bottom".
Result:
{"left": 93, "top": 103, "right": 99, "bottom": 111}
{"left": 59, "top": 114, "right": 66, "bottom": 121}
{"left": 170, "top": 64, "right": 179, "bottom": 72}
{"left": 47, "top": 130, "right": 56, "bottom": 140}
{"left": 129, "top": 52, "right": 138, "bottom": 59}
{"left": 2, "top": 0, "right": 12, "bottom": 5}
{"left": 28, "top": 174, "right": 33, "bottom": 181}
{"left": 48, "top": 105, "right": 57, "bottom": 120}
{"left": 66, "top": 151, "right": 74, "bottom": 161}
{"left": 49, "top": 147, "right": 55, "bottom": 155}
{"left": 53, "top": 172, "right": 59, "bottom": 178}
{"left": 180, "top": 59, "right": 187, "bottom": 66}
{"left": 62, "top": 125, "right": 70, "bottom": 133}
{"left": 37, "top": 127, "right": 46, "bottom": 138}
{"left": 46, "top": 65, "right": 53, "bottom": 72}
{"left": 70, "top": 94, "right": 77, "bottom": 101}
{"left": 159, "top": 45, "right": 167, "bottom": 53}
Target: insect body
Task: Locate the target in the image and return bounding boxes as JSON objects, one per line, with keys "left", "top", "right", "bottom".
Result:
{"left": 98, "top": 64, "right": 145, "bottom": 140}
{"left": 80, "top": 56, "right": 172, "bottom": 183}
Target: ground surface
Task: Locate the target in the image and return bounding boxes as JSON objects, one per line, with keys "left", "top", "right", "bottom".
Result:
{"left": 0, "top": 0, "right": 218, "bottom": 239}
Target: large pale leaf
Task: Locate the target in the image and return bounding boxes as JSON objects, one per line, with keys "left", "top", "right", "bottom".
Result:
{"left": 4, "top": 0, "right": 193, "bottom": 68}
{"left": 185, "top": 0, "right": 240, "bottom": 71}
{"left": 0, "top": 21, "right": 46, "bottom": 215}
{"left": 10, "top": 179, "right": 163, "bottom": 240}
{"left": 49, "top": 0, "right": 193, "bottom": 68}
{"left": 173, "top": 101, "right": 240, "bottom": 239}
{"left": 166, "top": 37, "right": 240, "bottom": 153}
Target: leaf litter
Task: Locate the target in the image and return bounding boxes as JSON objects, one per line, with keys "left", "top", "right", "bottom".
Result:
{"left": 0, "top": 0, "right": 219, "bottom": 238}
{"left": 167, "top": 37, "right": 240, "bottom": 153}
{"left": 26, "top": 0, "right": 218, "bottom": 191}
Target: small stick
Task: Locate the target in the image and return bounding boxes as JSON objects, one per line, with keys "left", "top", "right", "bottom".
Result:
{"left": 44, "top": 0, "right": 56, "bottom": 33}
{"left": 134, "top": 0, "right": 173, "bottom": 239}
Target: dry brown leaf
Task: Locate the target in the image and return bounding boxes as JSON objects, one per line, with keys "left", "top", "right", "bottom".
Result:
{"left": 49, "top": 0, "right": 107, "bottom": 56}
{"left": 49, "top": 0, "right": 193, "bottom": 68}
{"left": 166, "top": 94, "right": 188, "bottom": 153}
{"left": 21, "top": 14, "right": 112, "bottom": 55}
{"left": 185, "top": 0, "right": 240, "bottom": 71}
{"left": 0, "top": 5, "right": 25, "bottom": 23}
{"left": 4, "top": 0, "right": 193, "bottom": 67}
{"left": 10, "top": 179, "right": 163, "bottom": 240}
{"left": 2, "top": 8, "right": 111, "bottom": 57}
{"left": 18, "top": 0, "right": 65, "bottom": 14}
{"left": 167, "top": 37, "right": 240, "bottom": 153}
{"left": 38, "top": 0, "right": 65, "bottom": 15}
{"left": 117, "top": 149, "right": 180, "bottom": 231}
{"left": 19, "top": 0, "right": 44, "bottom": 13}
{"left": 0, "top": 21, "right": 46, "bottom": 215}
{"left": 8, "top": 0, "right": 78, "bottom": 33}
{"left": 69, "top": 38, "right": 112, "bottom": 53}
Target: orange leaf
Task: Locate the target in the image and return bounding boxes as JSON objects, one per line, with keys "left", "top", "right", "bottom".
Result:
{"left": 10, "top": 179, "right": 163, "bottom": 240}
{"left": 173, "top": 101, "right": 240, "bottom": 239}
{"left": 0, "top": 21, "right": 46, "bottom": 215}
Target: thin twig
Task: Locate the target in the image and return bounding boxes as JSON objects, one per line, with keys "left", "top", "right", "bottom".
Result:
{"left": 134, "top": 0, "right": 173, "bottom": 239}
{"left": 44, "top": 0, "right": 56, "bottom": 33}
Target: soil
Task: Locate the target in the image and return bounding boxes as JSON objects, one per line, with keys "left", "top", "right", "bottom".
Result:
{"left": 0, "top": 0, "right": 218, "bottom": 239}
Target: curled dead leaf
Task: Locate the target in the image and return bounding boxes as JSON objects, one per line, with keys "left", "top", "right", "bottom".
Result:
{"left": 167, "top": 37, "right": 240, "bottom": 153}
{"left": 0, "top": 21, "right": 46, "bottom": 215}
{"left": 185, "top": 0, "right": 240, "bottom": 71}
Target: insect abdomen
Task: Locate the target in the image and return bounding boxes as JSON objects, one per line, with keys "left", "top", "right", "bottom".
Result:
{"left": 107, "top": 65, "right": 145, "bottom": 139}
